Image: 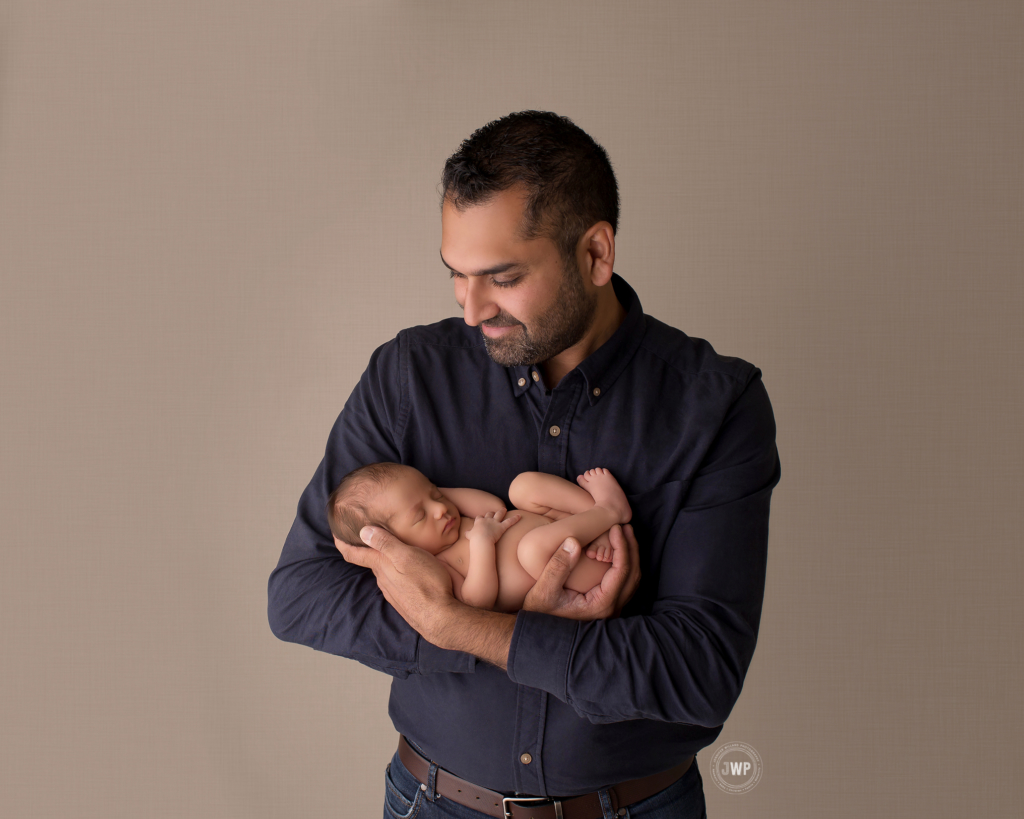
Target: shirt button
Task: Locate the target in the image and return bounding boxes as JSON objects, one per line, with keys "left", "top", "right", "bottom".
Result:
{"left": 617, "top": 810, "right": 626, "bottom": 817}
{"left": 419, "top": 784, "right": 427, "bottom": 791}
{"left": 549, "top": 425, "right": 561, "bottom": 437}
{"left": 531, "top": 371, "right": 540, "bottom": 382}
{"left": 518, "top": 377, "right": 527, "bottom": 387}
{"left": 592, "top": 387, "right": 601, "bottom": 397}
{"left": 520, "top": 753, "right": 532, "bottom": 765}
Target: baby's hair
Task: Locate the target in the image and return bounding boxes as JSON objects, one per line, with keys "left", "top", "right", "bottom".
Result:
{"left": 326, "top": 462, "right": 407, "bottom": 545}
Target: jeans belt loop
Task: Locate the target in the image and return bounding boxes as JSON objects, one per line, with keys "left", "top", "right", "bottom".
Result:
{"left": 597, "top": 788, "right": 617, "bottom": 819}
{"left": 427, "top": 760, "right": 439, "bottom": 802}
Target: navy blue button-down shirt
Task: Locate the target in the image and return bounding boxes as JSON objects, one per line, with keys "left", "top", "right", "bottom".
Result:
{"left": 268, "top": 275, "right": 781, "bottom": 796}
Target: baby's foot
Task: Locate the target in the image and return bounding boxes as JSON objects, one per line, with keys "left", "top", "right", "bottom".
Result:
{"left": 577, "top": 468, "right": 632, "bottom": 524}
{"left": 585, "top": 531, "right": 614, "bottom": 562}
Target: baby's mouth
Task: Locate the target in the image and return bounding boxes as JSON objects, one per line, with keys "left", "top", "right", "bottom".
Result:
{"left": 442, "top": 516, "right": 456, "bottom": 534}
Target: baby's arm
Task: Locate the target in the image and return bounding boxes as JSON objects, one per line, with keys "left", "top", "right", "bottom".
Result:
{"left": 438, "top": 487, "right": 506, "bottom": 518}
{"left": 459, "top": 510, "right": 520, "bottom": 610}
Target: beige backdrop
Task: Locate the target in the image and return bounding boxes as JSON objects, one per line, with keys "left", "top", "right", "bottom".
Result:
{"left": 1, "top": 1, "right": 1021, "bottom": 817}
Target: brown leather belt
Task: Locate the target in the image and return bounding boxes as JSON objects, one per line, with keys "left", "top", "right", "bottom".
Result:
{"left": 397, "top": 735, "right": 694, "bottom": 819}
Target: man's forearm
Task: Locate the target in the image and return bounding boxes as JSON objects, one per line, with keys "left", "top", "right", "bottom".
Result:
{"left": 430, "top": 602, "right": 516, "bottom": 670}
{"left": 338, "top": 525, "right": 517, "bottom": 670}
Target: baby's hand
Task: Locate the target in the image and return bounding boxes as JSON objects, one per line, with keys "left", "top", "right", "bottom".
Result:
{"left": 585, "top": 531, "right": 614, "bottom": 563}
{"left": 468, "top": 509, "right": 521, "bottom": 544}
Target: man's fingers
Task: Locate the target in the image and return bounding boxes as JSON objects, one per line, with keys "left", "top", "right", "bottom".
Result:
{"left": 608, "top": 524, "right": 638, "bottom": 571}
{"left": 606, "top": 524, "right": 641, "bottom": 614}
{"left": 622, "top": 524, "right": 641, "bottom": 584}
{"left": 334, "top": 536, "right": 379, "bottom": 570}
{"left": 600, "top": 526, "right": 631, "bottom": 588}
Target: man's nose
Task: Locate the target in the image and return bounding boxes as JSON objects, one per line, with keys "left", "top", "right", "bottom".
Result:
{"left": 461, "top": 278, "right": 499, "bottom": 327}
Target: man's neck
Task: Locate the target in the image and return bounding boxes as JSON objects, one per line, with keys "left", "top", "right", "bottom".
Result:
{"left": 539, "top": 288, "right": 627, "bottom": 389}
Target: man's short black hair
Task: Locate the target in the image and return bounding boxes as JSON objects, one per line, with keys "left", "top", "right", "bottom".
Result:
{"left": 441, "top": 111, "right": 619, "bottom": 267}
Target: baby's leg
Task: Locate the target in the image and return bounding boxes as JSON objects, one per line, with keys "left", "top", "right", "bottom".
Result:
{"left": 509, "top": 471, "right": 595, "bottom": 519}
{"left": 516, "top": 469, "right": 632, "bottom": 580}
{"left": 576, "top": 469, "right": 631, "bottom": 523}
{"left": 576, "top": 468, "right": 633, "bottom": 562}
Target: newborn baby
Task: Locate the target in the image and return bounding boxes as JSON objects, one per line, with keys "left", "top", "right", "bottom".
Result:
{"left": 327, "top": 463, "right": 632, "bottom": 612}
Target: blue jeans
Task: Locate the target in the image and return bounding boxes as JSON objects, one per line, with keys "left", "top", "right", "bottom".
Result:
{"left": 383, "top": 749, "right": 708, "bottom": 819}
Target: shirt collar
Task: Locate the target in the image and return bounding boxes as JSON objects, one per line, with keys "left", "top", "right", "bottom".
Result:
{"left": 507, "top": 273, "right": 647, "bottom": 404}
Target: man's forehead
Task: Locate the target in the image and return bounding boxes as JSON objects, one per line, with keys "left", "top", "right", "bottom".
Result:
{"left": 440, "top": 189, "right": 536, "bottom": 261}
{"left": 438, "top": 249, "right": 525, "bottom": 278}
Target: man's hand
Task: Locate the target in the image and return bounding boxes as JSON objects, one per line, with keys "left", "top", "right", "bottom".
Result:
{"left": 523, "top": 523, "right": 641, "bottom": 620}
{"left": 335, "top": 526, "right": 458, "bottom": 644}
{"left": 336, "top": 526, "right": 516, "bottom": 668}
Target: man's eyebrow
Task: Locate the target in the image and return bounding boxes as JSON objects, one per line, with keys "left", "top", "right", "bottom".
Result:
{"left": 439, "top": 251, "right": 524, "bottom": 277}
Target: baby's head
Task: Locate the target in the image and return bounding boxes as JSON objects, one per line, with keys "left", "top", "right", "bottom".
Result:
{"left": 327, "top": 462, "right": 461, "bottom": 553}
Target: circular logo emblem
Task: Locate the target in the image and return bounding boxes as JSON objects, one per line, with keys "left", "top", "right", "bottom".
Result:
{"left": 709, "top": 741, "right": 762, "bottom": 794}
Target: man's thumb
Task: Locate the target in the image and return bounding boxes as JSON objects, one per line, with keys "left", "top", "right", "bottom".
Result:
{"left": 539, "top": 537, "right": 581, "bottom": 583}
{"left": 360, "top": 526, "right": 389, "bottom": 551}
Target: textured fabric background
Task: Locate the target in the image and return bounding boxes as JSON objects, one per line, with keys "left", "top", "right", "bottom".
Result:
{"left": 1, "top": 2, "right": 1021, "bottom": 816}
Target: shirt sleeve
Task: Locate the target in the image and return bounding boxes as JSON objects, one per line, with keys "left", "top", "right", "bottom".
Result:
{"left": 506, "top": 372, "right": 780, "bottom": 726}
{"left": 267, "top": 335, "right": 477, "bottom": 677}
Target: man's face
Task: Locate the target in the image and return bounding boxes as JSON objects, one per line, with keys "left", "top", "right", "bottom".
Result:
{"left": 440, "top": 188, "right": 597, "bottom": 367}
{"left": 376, "top": 466, "right": 461, "bottom": 554}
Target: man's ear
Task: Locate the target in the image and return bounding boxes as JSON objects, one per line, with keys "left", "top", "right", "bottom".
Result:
{"left": 579, "top": 221, "right": 616, "bottom": 287}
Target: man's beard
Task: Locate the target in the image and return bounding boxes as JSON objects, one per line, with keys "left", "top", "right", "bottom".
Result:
{"left": 480, "top": 261, "right": 598, "bottom": 367}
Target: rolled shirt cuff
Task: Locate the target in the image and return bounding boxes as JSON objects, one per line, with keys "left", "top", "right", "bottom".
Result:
{"left": 506, "top": 610, "right": 579, "bottom": 700}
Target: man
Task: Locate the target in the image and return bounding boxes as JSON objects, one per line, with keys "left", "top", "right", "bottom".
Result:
{"left": 269, "top": 111, "right": 781, "bottom": 818}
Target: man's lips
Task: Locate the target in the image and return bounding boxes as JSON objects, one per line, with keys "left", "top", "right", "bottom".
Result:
{"left": 481, "top": 323, "right": 518, "bottom": 338}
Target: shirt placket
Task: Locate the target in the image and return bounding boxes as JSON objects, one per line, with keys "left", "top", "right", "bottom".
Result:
{"left": 511, "top": 374, "right": 581, "bottom": 794}
{"left": 511, "top": 684, "right": 547, "bottom": 794}
{"left": 534, "top": 374, "right": 580, "bottom": 478}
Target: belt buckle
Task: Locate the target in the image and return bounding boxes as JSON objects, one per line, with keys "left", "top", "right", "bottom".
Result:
{"left": 501, "top": 795, "right": 563, "bottom": 819}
